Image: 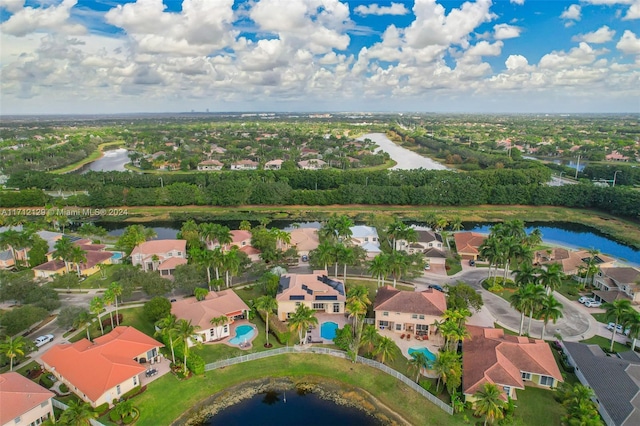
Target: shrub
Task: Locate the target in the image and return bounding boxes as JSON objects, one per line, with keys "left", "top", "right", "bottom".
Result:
{"left": 143, "top": 297, "right": 172, "bottom": 322}
{"left": 94, "top": 403, "right": 109, "bottom": 415}
{"left": 488, "top": 284, "right": 504, "bottom": 293}
{"left": 109, "top": 409, "right": 120, "bottom": 423}
{"left": 187, "top": 353, "right": 205, "bottom": 375}
{"left": 39, "top": 374, "right": 54, "bottom": 389}
{"left": 102, "top": 314, "right": 123, "bottom": 329}
{"left": 121, "top": 385, "right": 142, "bottom": 400}
{"left": 59, "top": 383, "right": 69, "bottom": 393}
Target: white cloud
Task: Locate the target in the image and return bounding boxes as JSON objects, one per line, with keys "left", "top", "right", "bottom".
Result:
{"left": 560, "top": 4, "right": 581, "bottom": 21}
{"left": 572, "top": 25, "right": 615, "bottom": 43}
{"left": 616, "top": 30, "right": 640, "bottom": 54}
{"left": 580, "top": 0, "right": 640, "bottom": 20}
{"left": 493, "top": 24, "right": 521, "bottom": 40}
{"left": 539, "top": 42, "right": 599, "bottom": 70}
{"left": 625, "top": 0, "right": 640, "bottom": 19}
{"left": 1, "top": 0, "right": 25, "bottom": 13}
{"left": 465, "top": 40, "right": 503, "bottom": 57}
{"left": 354, "top": 3, "right": 409, "bottom": 16}
{"left": 0, "top": 0, "right": 85, "bottom": 37}
{"left": 504, "top": 54, "right": 531, "bottom": 71}
{"left": 510, "top": 0, "right": 525, "bottom": 4}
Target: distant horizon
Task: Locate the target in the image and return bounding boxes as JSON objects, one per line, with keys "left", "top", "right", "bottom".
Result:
{"left": 2, "top": 1, "right": 639, "bottom": 115}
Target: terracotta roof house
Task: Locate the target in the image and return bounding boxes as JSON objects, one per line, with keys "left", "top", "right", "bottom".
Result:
{"left": 0, "top": 249, "right": 15, "bottom": 270}
{"left": 454, "top": 232, "right": 486, "bottom": 261}
{"left": 276, "top": 271, "right": 346, "bottom": 321}
{"left": 33, "top": 259, "right": 67, "bottom": 279}
{"left": 171, "top": 290, "right": 250, "bottom": 343}
{"left": 40, "top": 326, "right": 163, "bottom": 408}
{"left": 197, "top": 159, "right": 223, "bottom": 171}
{"left": 463, "top": 325, "right": 563, "bottom": 403}
{"left": 349, "top": 225, "right": 381, "bottom": 258}
{"left": 264, "top": 159, "right": 284, "bottom": 170}
{"left": 562, "top": 341, "right": 640, "bottom": 426}
{"left": 131, "top": 239, "right": 187, "bottom": 278}
{"left": 230, "top": 160, "right": 258, "bottom": 170}
{"left": 289, "top": 228, "right": 320, "bottom": 256}
{"left": 373, "top": 286, "right": 447, "bottom": 336}
{"left": 297, "top": 159, "right": 327, "bottom": 170}
{"left": 395, "top": 228, "right": 444, "bottom": 253}
{"left": 534, "top": 248, "right": 615, "bottom": 275}
{"left": 0, "top": 372, "right": 55, "bottom": 426}
{"left": 593, "top": 267, "right": 640, "bottom": 304}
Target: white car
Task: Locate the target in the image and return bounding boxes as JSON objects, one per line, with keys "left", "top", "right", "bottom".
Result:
{"left": 578, "top": 296, "right": 594, "bottom": 304}
{"left": 607, "top": 322, "right": 630, "bottom": 335}
{"left": 33, "top": 334, "right": 54, "bottom": 348}
{"left": 585, "top": 300, "right": 602, "bottom": 308}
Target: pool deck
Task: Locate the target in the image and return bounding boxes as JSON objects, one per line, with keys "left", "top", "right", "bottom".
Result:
{"left": 378, "top": 328, "right": 443, "bottom": 378}
{"left": 209, "top": 320, "right": 258, "bottom": 350}
{"left": 308, "top": 313, "right": 350, "bottom": 344}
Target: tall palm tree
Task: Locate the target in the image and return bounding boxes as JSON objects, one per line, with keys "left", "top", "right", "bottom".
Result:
{"left": 603, "top": 299, "right": 634, "bottom": 352}
{"left": 314, "top": 240, "right": 337, "bottom": 272}
{"left": 623, "top": 310, "right": 640, "bottom": 351}
{"left": 156, "top": 314, "right": 179, "bottom": 364}
{"left": 109, "top": 282, "right": 123, "bottom": 326}
{"left": 53, "top": 236, "right": 74, "bottom": 273}
{"left": 70, "top": 246, "right": 87, "bottom": 277}
{"left": 539, "top": 263, "right": 565, "bottom": 295}
{"left": 510, "top": 286, "right": 529, "bottom": 336}
{"left": 59, "top": 400, "right": 98, "bottom": 426}
{"left": 213, "top": 224, "right": 233, "bottom": 250}
{"left": 512, "top": 263, "right": 541, "bottom": 288}
{"left": 0, "top": 229, "right": 24, "bottom": 265}
{"left": 209, "top": 315, "right": 228, "bottom": 341}
{"left": 408, "top": 351, "right": 430, "bottom": 383}
{"left": 74, "top": 310, "right": 94, "bottom": 340}
{"left": 0, "top": 336, "right": 27, "bottom": 371}
{"left": 255, "top": 295, "right": 278, "bottom": 347}
{"left": 583, "top": 248, "right": 601, "bottom": 287}
{"left": 222, "top": 246, "right": 241, "bottom": 287}
{"left": 288, "top": 304, "right": 318, "bottom": 345}
{"left": 433, "top": 350, "right": 461, "bottom": 393}
{"left": 373, "top": 336, "right": 397, "bottom": 364}
{"left": 359, "top": 324, "right": 379, "bottom": 356}
{"left": 387, "top": 252, "right": 409, "bottom": 288}
{"left": 103, "top": 288, "right": 115, "bottom": 330}
{"left": 539, "top": 294, "right": 564, "bottom": 339}
{"left": 190, "top": 247, "right": 215, "bottom": 289}
{"left": 525, "top": 284, "right": 546, "bottom": 336}
{"left": 89, "top": 296, "right": 105, "bottom": 335}
{"left": 450, "top": 217, "right": 464, "bottom": 232}
{"left": 368, "top": 254, "right": 389, "bottom": 287}
{"left": 346, "top": 284, "right": 370, "bottom": 359}
{"left": 479, "top": 236, "right": 500, "bottom": 282}
{"left": 338, "top": 245, "right": 356, "bottom": 284}
{"left": 473, "top": 383, "right": 506, "bottom": 425}
{"left": 175, "top": 319, "right": 200, "bottom": 374}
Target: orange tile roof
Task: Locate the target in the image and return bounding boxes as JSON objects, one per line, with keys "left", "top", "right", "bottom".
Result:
{"left": 0, "top": 372, "right": 54, "bottom": 425}
{"left": 171, "top": 290, "right": 250, "bottom": 330}
{"left": 276, "top": 270, "right": 346, "bottom": 303}
{"left": 40, "top": 327, "right": 162, "bottom": 404}
{"left": 289, "top": 228, "right": 320, "bottom": 252}
{"left": 463, "top": 325, "right": 563, "bottom": 398}
{"left": 454, "top": 232, "right": 486, "bottom": 256}
{"left": 374, "top": 286, "right": 447, "bottom": 316}
{"left": 33, "top": 259, "right": 66, "bottom": 272}
{"left": 230, "top": 230, "right": 252, "bottom": 244}
{"left": 130, "top": 240, "right": 186, "bottom": 257}
{"left": 157, "top": 257, "right": 187, "bottom": 270}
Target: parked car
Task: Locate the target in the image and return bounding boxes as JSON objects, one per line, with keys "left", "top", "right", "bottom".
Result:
{"left": 607, "top": 322, "right": 630, "bottom": 335}
{"left": 469, "top": 260, "right": 476, "bottom": 266}
{"left": 585, "top": 300, "right": 602, "bottom": 308}
{"left": 578, "top": 296, "right": 594, "bottom": 304}
{"left": 429, "top": 284, "right": 444, "bottom": 292}
{"left": 34, "top": 334, "right": 54, "bottom": 348}
{"left": 424, "top": 264, "right": 431, "bottom": 270}
{"left": 301, "top": 255, "right": 309, "bottom": 262}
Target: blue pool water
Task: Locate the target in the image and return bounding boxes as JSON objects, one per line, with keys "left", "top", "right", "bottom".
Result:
{"left": 408, "top": 347, "right": 437, "bottom": 368}
{"left": 320, "top": 322, "right": 338, "bottom": 340}
{"left": 229, "top": 325, "right": 255, "bottom": 345}
{"left": 110, "top": 252, "right": 123, "bottom": 260}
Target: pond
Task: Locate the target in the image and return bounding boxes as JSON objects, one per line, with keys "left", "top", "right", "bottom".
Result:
{"left": 203, "top": 389, "right": 380, "bottom": 426}
{"left": 97, "top": 220, "right": 639, "bottom": 266}
{"left": 80, "top": 148, "right": 130, "bottom": 173}
{"left": 358, "top": 133, "right": 448, "bottom": 171}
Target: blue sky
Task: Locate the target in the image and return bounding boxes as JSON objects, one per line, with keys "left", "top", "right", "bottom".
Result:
{"left": 1, "top": 0, "right": 639, "bottom": 114}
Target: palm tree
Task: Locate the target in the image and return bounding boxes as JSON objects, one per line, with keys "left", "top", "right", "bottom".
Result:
{"left": 512, "top": 263, "right": 540, "bottom": 288}
{"left": 209, "top": 315, "right": 228, "bottom": 341}
{"left": 337, "top": 245, "right": 356, "bottom": 284}
{"left": 368, "top": 254, "right": 389, "bottom": 287}
{"left": 156, "top": 314, "right": 179, "bottom": 364}
{"left": 222, "top": 246, "right": 242, "bottom": 287}
{"left": 74, "top": 310, "right": 94, "bottom": 340}
{"left": 525, "top": 284, "right": 546, "bottom": 336}
{"left": 53, "top": 236, "right": 74, "bottom": 273}
{"left": 194, "top": 287, "right": 209, "bottom": 300}
{"left": 212, "top": 224, "right": 233, "bottom": 250}
{"left": 314, "top": 240, "right": 337, "bottom": 271}
{"left": 510, "top": 287, "right": 529, "bottom": 336}
{"left": 408, "top": 351, "right": 429, "bottom": 382}
{"left": 70, "top": 246, "right": 87, "bottom": 277}
{"left": 359, "top": 324, "right": 379, "bottom": 356}
{"left": 190, "top": 247, "right": 215, "bottom": 289}
{"left": 175, "top": 319, "right": 200, "bottom": 374}
{"left": 59, "top": 400, "right": 98, "bottom": 426}
{"left": 473, "top": 383, "right": 506, "bottom": 425}
{"left": 539, "top": 294, "right": 564, "bottom": 339}
{"left": 539, "top": 263, "right": 565, "bottom": 295}
{"left": 433, "top": 350, "right": 461, "bottom": 393}
{"left": 288, "top": 304, "right": 318, "bottom": 345}
{"left": 0, "top": 336, "right": 27, "bottom": 371}
{"left": 624, "top": 310, "right": 640, "bottom": 351}
{"left": 583, "top": 248, "right": 601, "bottom": 287}
{"left": 603, "top": 299, "right": 634, "bottom": 352}
{"left": 479, "top": 236, "right": 500, "bottom": 282}
{"left": 373, "top": 336, "right": 397, "bottom": 364}
{"left": 103, "top": 288, "right": 115, "bottom": 330}
{"left": 89, "top": 296, "right": 105, "bottom": 335}
{"left": 387, "top": 252, "right": 409, "bottom": 288}
{"left": 109, "top": 282, "right": 123, "bottom": 326}
{"left": 450, "top": 217, "right": 464, "bottom": 232}
{"left": 254, "top": 295, "right": 278, "bottom": 347}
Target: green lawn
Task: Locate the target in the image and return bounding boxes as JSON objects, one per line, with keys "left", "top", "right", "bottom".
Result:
{"left": 446, "top": 258, "right": 462, "bottom": 276}
{"left": 556, "top": 280, "right": 581, "bottom": 301}
{"left": 69, "top": 306, "right": 154, "bottom": 343}
{"left": 592, "top": 313, "right": 608, "bottom": 324}
{"left": 512, "top": 387, "right": 565, "bottom": 425}
{"left": 580, "top": 335, "right": 628, "bottom": 353}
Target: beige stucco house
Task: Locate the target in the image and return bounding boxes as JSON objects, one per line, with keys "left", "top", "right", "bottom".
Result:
{"left": 373, "top": 286, "right": 447, "bottom": 336}
{"left": 276, "top": 270, "right": 346, "bottom": 321}
{"left": 131, "top": 239, "right": 187, "bottom": 277}
{"left": 0, "top": 372, "right": 55, "bottom": 426}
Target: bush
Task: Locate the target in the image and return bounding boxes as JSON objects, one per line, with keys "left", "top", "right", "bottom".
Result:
{"left": 143, "top": 297, "right": 172, "bottom": 322}
{"left": 102, "top": 314, "right": 123, "bottom": 329}
{"left": 95, "top": 403, "right": 109, "bottom": 415}
{"left": 187, "top": 353, "right": 205, "bottom": 375}
{"left": 488, "top": 284, "right": 504, "bottom": 293}
{"left": 109, "top": 409, "right": 120, "bottom": 423}
{"left": 39, "top": 374, "right": 55, "bottom": 389}
{"left": 59, "top": 383, "right": 69, "bottom": 393}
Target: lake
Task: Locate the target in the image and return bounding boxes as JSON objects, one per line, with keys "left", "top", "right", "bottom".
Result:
{"left": 358, "top": 133, "right": 448, "bottom": 170}
{"left": 81, "top": 148, "right": 130, "bottom": 173}
{"left": 98, "top": 220, "right": 640, "bottom": 266}
{"left": 203, "top": 389, "right": 380, "bottom": 426}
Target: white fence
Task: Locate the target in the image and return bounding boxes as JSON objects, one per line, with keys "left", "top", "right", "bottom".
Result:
{"left": 52, "top": 399, "right": 105, "bottom": 426}
{"left": 204, "top": 346, "right": 453, "bottom": 415}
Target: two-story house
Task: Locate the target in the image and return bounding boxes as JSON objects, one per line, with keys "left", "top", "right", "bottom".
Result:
{"left": 264, "top": 159, "right": 284, "bottom": 170}
{"left": 40, "top": 326, "right": 163, "bottom": 408}
{"left": 373, "top": 286, "right": 447, "bottom": 336}
{"left": 593, "top": 267, "right": 640, "bottom": 304}
{"left": 130, "top": 239, "right": 187, "bottom": 278}
{"left": 395, "top": 227, "right": 446, "bottom": 269}
{"left": 349, "top": 225, "right": 381, "bottom": 258}
{"left": 534, "top": 248, "right": 615, "bottom": 275}
{"left": 297, "top": 159, "right": 327, "bottom": 170}
{"left": 0, "top": 372, "right": 55, "bottom": 426}
{"left": 230, "top": 160, "right": 258, "bottom": 170}
{"left": 276, "top": 271, "right": 346, "bottom": 321}
{"left": 463, "top": 325, "right": 563, "bottom": 403}
{"left": 197, "top": 159, "right": 223, "bottom": 171}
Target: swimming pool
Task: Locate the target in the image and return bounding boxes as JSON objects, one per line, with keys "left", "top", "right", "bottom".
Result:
{"left": 229, "top": 325, "right": 255, "bottom": 345}
{"left": 320, "top": 322, "right": 338, "bottom": 340}
{"left": 408, "top": 347, "right": 437, "bottom": 368}
{"left": 110, "top": 251, "right": 124, "bottom": 262}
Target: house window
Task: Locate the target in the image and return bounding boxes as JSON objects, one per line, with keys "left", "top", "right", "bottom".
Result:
{"left": 416, "top": 324, "right": 428, "bottom": 331}
{"left": 521, "top": 372, "right": 532, "bottom": 381}
{"left": 133, "top": 376, "right": 138, "bottom": 386}
{"left": 419, "top": 315, "right": 425, "bottom": 320}
{"left": 429, "top": 243, "right": 433, "bottom": 247}
{"left": 41, "top": 401, "right": 48, "bottom": 408}
{"left": 503, "top": 386, "right": 511, "bottom": 395}
{"left": 223, "top": 325, "right": 229, "bottom": 333}
{"left": 379, "top": 320, "right": 389, "bottom": 327}
{"left": 364, "top": 237, "right": 369, "bottom": 242}
{"left": 540, "top": 376, "right": 554, "bottom": 386}
{"left": 395, "top": 324, "right": 402, "bottom": 331}
{"left": 412, "top": 314, "right": 418, "bottom": 319}
{"left": 14, "top": 416, "right": 20, "bottom": 424}
{"left": 313, "top": 303, "right": 324, "bottom": 310}
{"left": 295, "top": 302, "right": 301, "bottom": 307}
{"left": 383, "top": 312, "right": 389, "bottom": 316}
{"left": 333, "top": 303, "right": 340, "bottom": 313}
{"left": 117, "top": 385, "right": 121, "bottom": 395}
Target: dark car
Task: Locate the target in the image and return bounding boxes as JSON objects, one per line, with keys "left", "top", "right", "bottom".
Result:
{"left": 301, "top": 255, "right": 309, "bottom": 262}
{"left": 469, "top": 260, "right": 476, "bottom": 266}
{"left": 429, "top": 284, "right": 444, "bottom": 292}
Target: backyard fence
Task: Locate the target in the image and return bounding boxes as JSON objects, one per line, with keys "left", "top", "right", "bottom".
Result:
{"left": 204, "top": 345, "right": 453, "bottom": 415}
{"left": 52, "top": 399, "right": 106, "bottom": 426}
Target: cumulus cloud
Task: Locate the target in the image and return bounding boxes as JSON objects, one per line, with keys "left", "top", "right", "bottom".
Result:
{"left": 560, "top": 4, "right": 581, "bottom": 25}
{"left": 572, "top": 26, "right": 615, "bottom": 43}
{"left": 493, "top": 24, "right": 521, "bottom": 40}
{"left": 580, "top": 0, "right": 640, "bottom": 20}
{"left": 0, "top": 0, "right": 85, "bottom": 37}
{"left": 1, "top": 0, "right": 25, "bottom": 13}
{"left": 616, "top": 30, "right": 640, "bottom": 54}
{"left": 354, "top": 3, "right": 409, "bottom": 16}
